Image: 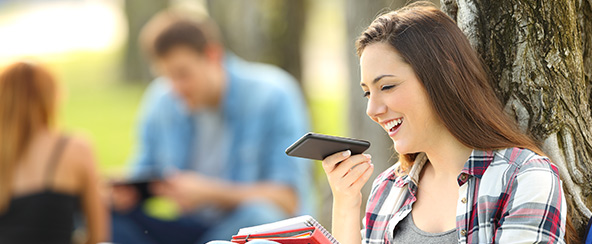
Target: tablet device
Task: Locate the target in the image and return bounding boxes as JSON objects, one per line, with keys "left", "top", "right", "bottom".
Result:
{"left": 285, "top": 132, "right": 371, "bottom": 160}
{"left": 112, "top": 179, "right": 161, "bottom": 201}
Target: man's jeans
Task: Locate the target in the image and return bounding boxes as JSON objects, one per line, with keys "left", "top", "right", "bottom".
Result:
{"left": 111, "top": 200, "right": 287, "bottom": 244}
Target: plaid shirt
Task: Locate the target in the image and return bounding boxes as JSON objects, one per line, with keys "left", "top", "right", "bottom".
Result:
{"left": 362, "top": 147, "right": 566, "bottom": 243}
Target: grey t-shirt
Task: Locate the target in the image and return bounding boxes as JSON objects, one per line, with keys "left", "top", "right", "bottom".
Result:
{"left": 190, "top": 108, "right": 232, "bottom": 222}
{"left": 392, "top": 214, "right": 458, "bottom": 243}
{"left": 191, "top": 107, "right": 231, "bottom": 178}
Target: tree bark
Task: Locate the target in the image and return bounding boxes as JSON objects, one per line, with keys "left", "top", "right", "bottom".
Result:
{"left": 442, "top": 0, "right": 592, "bottom": 234}
{"left": 123, "top": 0, "right": 168, "bottom": 83}
{"left": 207, "top": 0, "right": 307, "bottom": 82}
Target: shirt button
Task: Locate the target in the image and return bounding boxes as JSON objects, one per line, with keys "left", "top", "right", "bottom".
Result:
{"left": 460, "top": 229, "right": 467, "bottom": 236}
{"left": 460, "top": 174, "right": 468, "bottom": 181}
{"left": 461, "top": 197, "right": 467, "bottom": 204}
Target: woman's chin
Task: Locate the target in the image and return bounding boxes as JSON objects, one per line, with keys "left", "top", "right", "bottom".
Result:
{"left": 393, "top": 141, "right": 410, "bottom": 155}
{"left": 393, "top": 140, "right": 405, "bottom": 155}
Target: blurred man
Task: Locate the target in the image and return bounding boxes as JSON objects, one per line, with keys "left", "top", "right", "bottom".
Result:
{"left": 111, "top": 10, "right": 312, "bottom": 244}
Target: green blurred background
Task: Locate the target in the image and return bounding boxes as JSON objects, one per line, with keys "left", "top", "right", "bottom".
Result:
{"left": 0, "top": 0, "right": 437, "bottom": 226}
{"left": 0, "top": 0, "right": 352, "bottom": 176}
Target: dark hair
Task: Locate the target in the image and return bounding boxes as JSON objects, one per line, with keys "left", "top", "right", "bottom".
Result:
{"left": 355, "top": 2, "right": 578, "bottom": 243}
{"left": 154, "top": 20, "right": 210, "bottom": 57}
{"left": 140, "top": 10, "right": 221, "bottom": 59}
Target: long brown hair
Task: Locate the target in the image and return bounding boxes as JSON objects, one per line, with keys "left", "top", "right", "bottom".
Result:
{"left": 0, "top": 62, "right": 58, "bottom": 212}
{"left": 355, "top": 2, "right": 578, "bottom": 243}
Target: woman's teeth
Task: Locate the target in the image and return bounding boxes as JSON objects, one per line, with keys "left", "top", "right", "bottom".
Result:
{"left": 386, "top": 118, "right": 403, "bottom": 132}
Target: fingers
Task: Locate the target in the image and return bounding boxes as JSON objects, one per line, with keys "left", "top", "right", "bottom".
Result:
{"left": 333, "top": 154, "right": 371, "bottom": 177}
{"left": 150, "top": 181, "right": 169, "bottom": 197}
{"left": 322, "top": 150, "right": 352, "bottom": 172}
{"left": 322, "top": 150, "right": 371, "bottom": 173}
{"left": 322, "top": 150, "right": 374, "bottom": 199}
{"left": 111, "top": 185, "right": 139, "bottom": 212}
{"left": 349, "top": 162, "right": 374, "bottom": 192}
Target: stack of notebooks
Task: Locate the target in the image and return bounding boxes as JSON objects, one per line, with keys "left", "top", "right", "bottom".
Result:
{"left": 231, "top": 215, "right": 339, "bottom": 244}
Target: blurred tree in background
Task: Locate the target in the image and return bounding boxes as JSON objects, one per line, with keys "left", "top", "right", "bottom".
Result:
{"left": 123, "top": 0, "right": 307, "bottom": 83}
{"left": 208, "top": 0, "right": 307, "bottom": 83}
{"left": 124, "top": 0, "right": 167, "bottom": 82}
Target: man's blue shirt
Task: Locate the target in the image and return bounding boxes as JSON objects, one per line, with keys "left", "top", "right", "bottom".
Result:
{"left": 130, "top": 54, "right": 313, "bottom": 215}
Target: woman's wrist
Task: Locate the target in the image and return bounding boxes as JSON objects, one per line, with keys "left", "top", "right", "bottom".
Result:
{"left": 333, "top": 192, "right": 363, "bottom": 210}
{"left": 332, "top": 197, "right": 363, "bottom": 244}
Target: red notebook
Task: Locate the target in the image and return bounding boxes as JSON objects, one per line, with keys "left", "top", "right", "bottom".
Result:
{"left": 230, "top": 215, "right": 338, "bottom": 244}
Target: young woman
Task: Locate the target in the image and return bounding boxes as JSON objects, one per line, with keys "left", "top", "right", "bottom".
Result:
{"left": 207, "top": 2, "right": 573, "bottom": 244}
{"left": 0, "top": 62, "right": 109, "bottom": 243}
{"left": 324, "top": 2, "right": 573, "bottom": 244}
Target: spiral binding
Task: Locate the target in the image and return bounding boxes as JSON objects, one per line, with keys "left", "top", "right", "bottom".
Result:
{"left": 305, "top": 218, "right": 340, "bottom": 244}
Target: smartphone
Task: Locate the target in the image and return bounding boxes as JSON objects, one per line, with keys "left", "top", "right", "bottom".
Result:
{"left": 285, "top": 132, "right": 371, "bottom": 160}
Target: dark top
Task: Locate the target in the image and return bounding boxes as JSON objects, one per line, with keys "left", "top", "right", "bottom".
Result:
{"left": 0, "top": 136, "right": 79, "bottom": 244}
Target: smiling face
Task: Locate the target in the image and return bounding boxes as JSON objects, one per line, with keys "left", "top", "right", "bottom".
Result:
{"left": 360, "top": 42, "right": 447, "bottom": 155}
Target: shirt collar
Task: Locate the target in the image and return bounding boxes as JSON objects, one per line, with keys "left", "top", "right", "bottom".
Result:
{"left": 220, "top": 52, "right": 238, "bottom": 119}
{"left": 393, "top": 152, "right": 428, "bottom": 188}
{"left": 457, "top": 149, "right": 495, "bottom": 185}
{"left": 407, "top": 153, "right": 428, "bottom": 186}
{"left": 393, "top": 149, "right": 495, "bottom": 188}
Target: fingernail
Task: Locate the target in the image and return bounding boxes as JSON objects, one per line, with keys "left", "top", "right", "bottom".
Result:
{"left": 343, "top": 150, "right": 351, "bottom": 157}
{"left": 364, "top": 154, "right": 372, "bottom": 159}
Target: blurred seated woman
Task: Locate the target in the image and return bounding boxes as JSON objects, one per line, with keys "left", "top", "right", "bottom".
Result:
{"left": 0, "top": 62, "right": 109, "bottom": 244}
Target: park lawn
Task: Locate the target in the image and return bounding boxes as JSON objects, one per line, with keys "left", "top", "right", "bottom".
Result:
{"left": 48, "top": 49, "right": 147, "bottom": 177}
{"left": 45, "top": 49, "right": 344, "bottom": 180}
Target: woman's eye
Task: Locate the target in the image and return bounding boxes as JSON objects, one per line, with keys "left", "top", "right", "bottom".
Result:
{"left": 363, "top": 91, "right": 370, "bottom": 98}
{"left": 381, "top": 85, "right": 395, "bottom": 91}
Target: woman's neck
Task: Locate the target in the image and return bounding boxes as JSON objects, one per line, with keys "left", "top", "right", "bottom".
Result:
{"left": 423, "top": 130, "right": 473, "bottom": 179}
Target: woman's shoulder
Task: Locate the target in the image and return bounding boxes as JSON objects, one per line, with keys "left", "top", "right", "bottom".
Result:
{"left": 59, "top": 134, "right": 98, "bottom": 174}
{"left": 492, "top": 147, "right": 557, "bottom": 171}
{"left": 44, "top": 132, "right": 99, "bottom": 194}
{"left": 63, "top": 134, "right": 94, "bottom": 156}
{"left": 484, "top": 147, "right": 561, "bottom": 184}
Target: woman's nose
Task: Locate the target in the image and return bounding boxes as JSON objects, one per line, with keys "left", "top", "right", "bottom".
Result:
{"left": 366, "top": 95, "right": 387, "bottom": 118}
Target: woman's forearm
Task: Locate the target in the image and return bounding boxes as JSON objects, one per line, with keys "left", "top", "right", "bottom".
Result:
{"left": 332, "top": 197, "right": 362, "bottom": 244}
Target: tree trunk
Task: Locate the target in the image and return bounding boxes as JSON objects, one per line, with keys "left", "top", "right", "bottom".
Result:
{"left": 207, "top": 0, "right": 307, "bottom": 82}
{"left": 441, "top": 0, "right": 592, "bottom": 235}
{"left": 123, "top": 0, "right": 168, "bottom": 83}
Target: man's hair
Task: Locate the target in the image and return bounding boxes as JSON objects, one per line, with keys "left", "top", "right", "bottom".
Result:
{"left": 139, "top": 10, "right": 221, "bottom": 59}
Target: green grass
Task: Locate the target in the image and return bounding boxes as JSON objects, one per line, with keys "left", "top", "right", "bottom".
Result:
{"left": 40, "top": 49, "right": 344, "bottom": 180}
{"left": 48, "top": 49, "right": 147, "bottom": 177}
